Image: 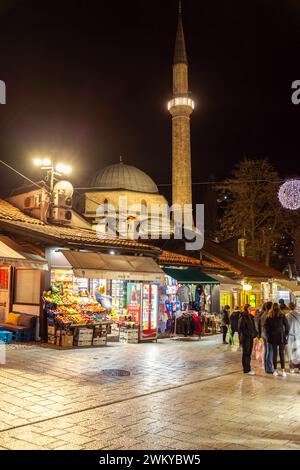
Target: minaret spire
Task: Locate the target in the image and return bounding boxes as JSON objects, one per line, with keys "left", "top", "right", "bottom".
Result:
{"left": 174, "top": 1, "right": 188, "bottom": 65}
{"left": 168, "top": 0, "right": 194, "bottom": 215}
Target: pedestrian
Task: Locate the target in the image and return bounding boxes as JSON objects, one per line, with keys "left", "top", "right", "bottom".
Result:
{"left": 230, "top": 306, "right": 241, "bottom": 345}
{"left": 266, "top": 303, "right": 290, "bottom": 377}
{"left": 286, "top": 302, "right": 300, "bottom": 373}
{"left": 221, "top": 305, "right": 230, "bottom": 344}
{"left": 258, "top": 301, "right": 273, "bottom": 374}
{"left": 279, "top": 298, "right": 289, "bottom": 314}
{"left": 238, "top": 304, "right": 258, "bottom": 375}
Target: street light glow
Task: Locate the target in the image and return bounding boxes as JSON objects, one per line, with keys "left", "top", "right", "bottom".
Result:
{"left": 33, "top": 158, "right": 52, "bottom": 167}
{"left": 42, "top": 158, "right": 52, "bottom": 167}
{"left": 33, "top": 158, "right": 43, "bottom": 166}
{"left": 56, "top": 163, "right": 72, "bottom": 175}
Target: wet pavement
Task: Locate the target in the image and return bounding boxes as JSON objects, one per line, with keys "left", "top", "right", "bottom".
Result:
{"left": 0, "top": 336, "right": 299, "bottom": 450}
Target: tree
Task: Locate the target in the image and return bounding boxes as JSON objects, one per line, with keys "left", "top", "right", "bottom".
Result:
{"left": 217, "top": 158, "right": 291, "bottom": 266}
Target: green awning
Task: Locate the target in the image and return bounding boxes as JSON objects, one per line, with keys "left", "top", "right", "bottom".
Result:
{"left": 163, "top": 267, "right": 220, "bottom": 285}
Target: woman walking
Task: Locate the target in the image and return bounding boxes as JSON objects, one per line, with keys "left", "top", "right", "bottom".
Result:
{"left": 287, "top": 302, "right": 300, "bottom": 373}
{"left": 239, "top": 304, "right": 258, "bottom": 375}
{"left": 258, "top": 301, "right": 273, "bottom": 374}
{"left": 266, "top": 303, "right": 290, "bottom": 377}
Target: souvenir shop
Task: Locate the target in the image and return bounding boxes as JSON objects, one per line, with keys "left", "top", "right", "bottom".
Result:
{"left": 44, "top": 249, "right": 164, "bottom": 348}
{"left": 157, "top": 267, "right": 221, "bottom": 337}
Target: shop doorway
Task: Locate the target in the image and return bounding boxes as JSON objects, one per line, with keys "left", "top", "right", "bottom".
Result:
{"left": 0, "top": 268, "right": 10, "bottom": 322}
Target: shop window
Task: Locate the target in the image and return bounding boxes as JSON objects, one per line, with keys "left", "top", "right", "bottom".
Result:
{"left": 14, "top": 270, "right": 41, "bottom": 305}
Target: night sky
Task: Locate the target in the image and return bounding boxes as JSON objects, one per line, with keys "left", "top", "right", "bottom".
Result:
{"left": 0, "top": 0, "right": 299, "bottom": 203}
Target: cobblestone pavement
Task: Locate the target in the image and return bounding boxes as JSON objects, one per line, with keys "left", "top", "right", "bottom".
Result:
{"left": 0, "top": 336, "right": 300, "bottom": 450}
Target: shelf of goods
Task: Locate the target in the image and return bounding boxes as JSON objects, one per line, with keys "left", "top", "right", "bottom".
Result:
{"left": 43, "top": 290, "right": 113, "bottom": 348}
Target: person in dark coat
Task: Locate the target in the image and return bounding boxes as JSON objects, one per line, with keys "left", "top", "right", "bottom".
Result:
{"left": 221, "top": 305, "right": 230, "bottom": 344}
{"left": 266, "top": 303, "right": 290, "bottom": 377}
{"left": 238, "top": 304, "right": 258, "bottom": 375}
{"left": 230, "top": 306, "right": 241, "bottom": 342}
{"left": 279, "top": 298, "right": 289, "bottom": 313}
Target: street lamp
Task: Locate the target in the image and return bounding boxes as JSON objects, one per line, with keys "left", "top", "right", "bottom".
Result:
{"left": 33, "top": 156, "right": 72, "bottom": 219}
{"left": 33, "top": 157, "right": 72, "bottom": 192}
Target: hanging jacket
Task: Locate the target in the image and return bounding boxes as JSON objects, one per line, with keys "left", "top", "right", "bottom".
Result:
{"left": 177, "top": 285, "right": 190, "bottom": 304}
{"left": 266, "top": 314, "right": 289, "bottom": 345}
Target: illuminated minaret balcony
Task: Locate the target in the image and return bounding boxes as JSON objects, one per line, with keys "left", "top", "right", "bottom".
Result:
{"left": 167, "top": 96, "right": 195, "bottom": 112}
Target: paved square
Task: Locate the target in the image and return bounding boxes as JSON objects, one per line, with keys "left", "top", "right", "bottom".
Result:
{"left": 0, "top": 337, "right": 299, "bottom": 450}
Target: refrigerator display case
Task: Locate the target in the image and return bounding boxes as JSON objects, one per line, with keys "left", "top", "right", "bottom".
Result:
{"left": 140, "top": 283, "right": 158, "bottom": 342}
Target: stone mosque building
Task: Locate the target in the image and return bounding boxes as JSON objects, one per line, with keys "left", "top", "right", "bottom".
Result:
{"left": 83, "top": 3, "right": 194, "bottom": 238}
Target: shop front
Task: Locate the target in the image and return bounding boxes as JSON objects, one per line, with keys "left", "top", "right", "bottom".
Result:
{"left": 158, "top": 267, "right": 221, "bottom": 337}
{"left": 0, "top": 236, "right": 48, "bottom": 341}
{"left": 44, "top": 249, "right": 164, "bottom": 348}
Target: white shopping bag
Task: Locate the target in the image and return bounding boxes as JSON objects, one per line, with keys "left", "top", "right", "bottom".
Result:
{"left": 231, "top": 332, "right": 240, "bottom": 352}
{"left": 0, "top": 341, "right": 6, "bottom": 365}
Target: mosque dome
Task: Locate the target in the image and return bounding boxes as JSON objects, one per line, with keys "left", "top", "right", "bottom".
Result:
{"left": 91, "top": 163, "right": 159, "bottom": 194}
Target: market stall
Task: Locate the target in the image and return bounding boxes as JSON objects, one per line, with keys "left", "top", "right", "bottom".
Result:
{"left": 45, "top": 250, "right": 164, "bottom": 347}
{"left": 158, "top": 267, "right": 220, "bottom": 337}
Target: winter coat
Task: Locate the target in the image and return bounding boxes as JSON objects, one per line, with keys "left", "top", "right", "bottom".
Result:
{"left": 221, "top": 308, "right": 230, "bottom": 327}
{"left": 287, "top": 310, "right": 300, "bottom": 365}
{"left": 258, "top": 310, "right": 269, "bottom": 339}
{"left": 238, "top": 313, "right": 258, "bottom": 343}
{"left": 265, "top": 314, "right": 289, "bottom": 345}
{"left": 230, "top": 310, "right": 241, "bottom": 332}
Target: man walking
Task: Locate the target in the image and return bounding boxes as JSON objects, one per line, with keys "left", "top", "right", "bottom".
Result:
{"left": 239, "top": 304, "right": 258, "bottom": 375}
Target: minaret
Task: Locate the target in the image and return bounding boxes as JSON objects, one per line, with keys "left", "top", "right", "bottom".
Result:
{"left": 168, "top": 1, "right": 194, "bottom": 213}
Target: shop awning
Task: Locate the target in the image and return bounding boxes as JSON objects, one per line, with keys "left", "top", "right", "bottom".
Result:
{"left": 275, "top": 278, "right": 300, "bottom": 295}
{"left": 163, "top": 267, "right": 219, "bottom": 284}
{"left": 60, "top": 250, "right": 164, "bottom": 282}
{"left": 204, "top": 273, "right": 242, "bottom": 291}
{"left": 0, "top": 236, "right": 48, "bottom": 270}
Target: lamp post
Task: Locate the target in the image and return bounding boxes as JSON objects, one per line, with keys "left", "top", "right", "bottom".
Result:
{"left": 33, "top": 157, "right": 72, "bottom": 219}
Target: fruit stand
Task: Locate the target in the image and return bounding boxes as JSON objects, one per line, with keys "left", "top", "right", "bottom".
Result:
{"left": 43, "top": 288, "right": 113, "bottom": 348}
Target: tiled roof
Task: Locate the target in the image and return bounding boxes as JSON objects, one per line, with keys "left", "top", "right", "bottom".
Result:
{"left": 203, "top": 240, "right": 286, "bottom": 279}
{"left": 159, "top": 250, "right": 201, "bottom": 266}
{"left": 0, "top": 199, "right": 44, "bottom": 225}
{"left": 0, "top": 199, "right": 160, "bottom": 254}
{"left": 159, "top": 250, "right": 230, "bottom": 270}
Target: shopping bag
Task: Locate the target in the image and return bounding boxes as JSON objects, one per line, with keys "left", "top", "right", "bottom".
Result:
{"left": 231, "top": 332, "right": 240, "bottom": 352}
{"left": 228, "top": 326, "right": 234, "bottom": 345}
{"left": 255, "top": 338, "right": 264, "bottom": 365}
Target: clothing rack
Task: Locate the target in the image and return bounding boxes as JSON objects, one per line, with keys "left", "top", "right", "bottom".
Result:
{"left": 171, "top": 310, "right": 202, "bottom": 341}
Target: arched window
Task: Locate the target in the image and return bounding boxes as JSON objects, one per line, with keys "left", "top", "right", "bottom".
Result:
{"left": 141, "top": 200, "right": 147, "bottom": 216}
{"left": 103, "top": 198, "right": 109, "bottom": 215}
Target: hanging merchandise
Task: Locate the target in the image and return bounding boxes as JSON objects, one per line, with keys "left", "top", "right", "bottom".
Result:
{"left": 177, "top": 284, "right": 190, "bottom": 305}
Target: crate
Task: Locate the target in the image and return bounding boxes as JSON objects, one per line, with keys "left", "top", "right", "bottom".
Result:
{"left": 0, "top": 330, "right": 13, "bottom": 344}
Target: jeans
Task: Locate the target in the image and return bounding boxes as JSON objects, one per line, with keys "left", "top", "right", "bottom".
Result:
{"left": 263, "top": 338, "right": 273, "bottom": 373}
{"left": 242, "top": 337, "right": 254, "bottom": 373}
{"left": 272, "top": 344, "right": 285, "bottom": 370}
{"left": 222, "top": 326, "right": 228, "bottom": 343}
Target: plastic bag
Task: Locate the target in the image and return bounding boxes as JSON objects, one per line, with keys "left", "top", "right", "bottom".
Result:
{"left": 255, "top": 338, "right": 264, "bottom": 365}
{"left": 228, "top": 326, "right": 234, "bottom": 345}
{"left": 231, "top": 332, "right": 240, "bottom": 352}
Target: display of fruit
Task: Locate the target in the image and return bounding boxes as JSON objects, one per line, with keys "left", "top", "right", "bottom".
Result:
{"left": 55, "top": 315, "right": 72, "bottom": 326}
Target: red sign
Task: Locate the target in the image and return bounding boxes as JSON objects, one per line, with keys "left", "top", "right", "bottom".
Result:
{"left": 126, "top": 304, "right": 141, "bottom": 323}
{"left": 0, "top": 268, "right": 8, "bottom": 290}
